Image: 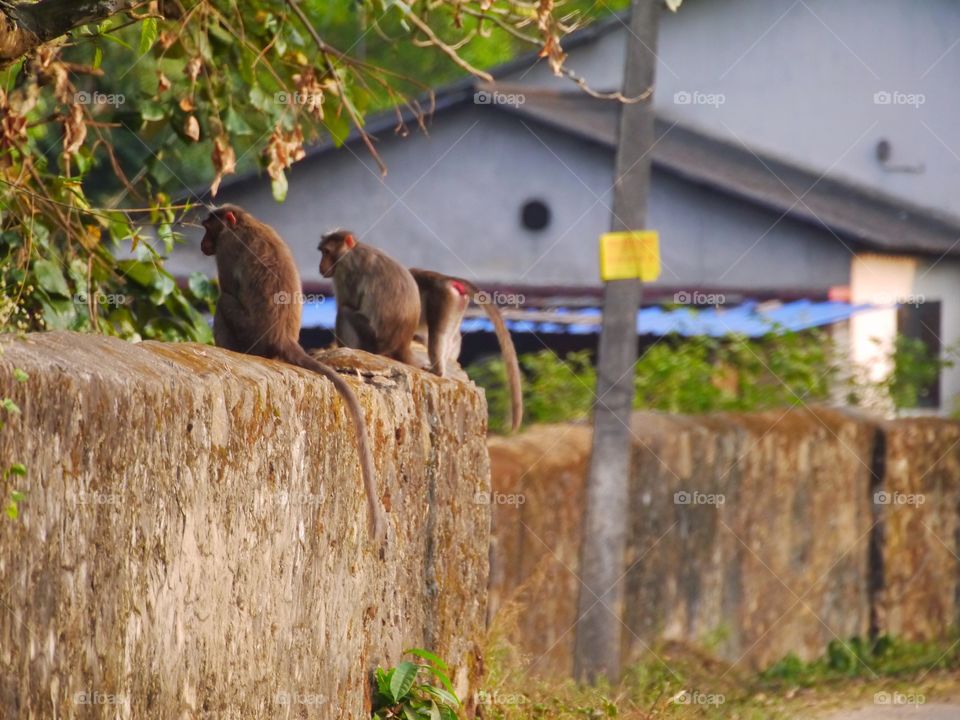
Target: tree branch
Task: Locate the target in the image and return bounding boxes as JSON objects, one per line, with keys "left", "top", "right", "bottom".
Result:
{"left": 0, "top": 0, "right": 137, "bottom": 66}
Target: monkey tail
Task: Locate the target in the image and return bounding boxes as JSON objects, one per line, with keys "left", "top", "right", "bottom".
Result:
{"left": 468, "top": 285, "right": 524, "bottom": 432}
{"left": 283, "top": 343, "right": 386, "bottom": 546}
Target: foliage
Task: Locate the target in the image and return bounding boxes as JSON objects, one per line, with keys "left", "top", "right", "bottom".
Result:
{"left": 372, "top": 648, "right": 460, "bottom": 720}
{"left": 0, "top": 0, "right": 624, "bottom": 339}
{"left": 468, "top": 349, "right": 597, "bottom": 433}
{"left": 882, "top": 335, "right": 954, "bottom": 410}
{"left": 477, "top": 614, "right": 960, "bottom": 719}
{"left": 759, "top": 634, "right": 960, "bottom": 688}
{"left": 468, "top": 329, "right": 954, "bottom": 432}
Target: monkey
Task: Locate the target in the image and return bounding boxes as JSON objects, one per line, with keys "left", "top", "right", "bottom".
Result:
{"left": 200, "top": 205, "right": 386, "bottom": 545}
{"left": 318, "top": 230, "right": 421, "bottom": 366}
{"left": 409, "top": 269, "right": 523, "bottom": 432}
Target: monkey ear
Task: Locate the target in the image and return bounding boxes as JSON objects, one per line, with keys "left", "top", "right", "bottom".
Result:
{"left": 224, "top": 211, "right": 238, "bottom": 227}
{"left": 344, "top": 233, "right": 356, "bottom": 249}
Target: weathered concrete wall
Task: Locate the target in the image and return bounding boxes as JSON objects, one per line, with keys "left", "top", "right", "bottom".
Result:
{"left": 489, "top": 409, "right": 960, "bottom": 675}
{"left": 877, "top": 418, "right": 960, "bottom": 640}
{"left": 0, "top": 332, "right": 490, "bottom": 719}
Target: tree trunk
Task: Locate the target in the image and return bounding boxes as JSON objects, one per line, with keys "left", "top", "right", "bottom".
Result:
{"left": 0, "top": 0, "right": 136, "bottom": 66}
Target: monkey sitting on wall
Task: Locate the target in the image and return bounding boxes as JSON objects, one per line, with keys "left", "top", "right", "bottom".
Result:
{"left": 318, "top": 229, "right": 421, "bottom": 366}
{"left": 200, "top": 205, "right": 386, "bottom": 545}
{"left": 409, "top": 269, "right": 523, "bottom": 432}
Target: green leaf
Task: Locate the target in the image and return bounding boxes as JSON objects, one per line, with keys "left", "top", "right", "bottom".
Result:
{"left": 389, "top": 661, "right": 419, "bottom": 701}
{"left": 421, "top": 685, "right": 460, "bottom": 708}
{"left": 5, "top": 502, "right": 18, "bottom": 520}
{"left": 9, "top": 464, "right": 26, "bottom": 477}
{"left": 12, "top": 369, "right": 28, "bottom": 383}
{"left": 401, "top": 706, "right": 419, "bottom": 720}
{"left": 2, "top": 398, "right": 20, "bottom": 415}
{"left": 93, "top": 46, "right": 103, "bottom": 69}
{"left": 139, "top": 17, "right": 158, "bottom": 55}
{"left": 405, "top": 648, "right": 448, "bottom": 670}
{"left": 428, "top": 701, "right": 441, "bottom": 720}
{"left": 271, "top": 172, "right": 288, "bottom": 203}
{"left": 224, "top": 107, "right": 254, "bottom": 136}
{"left": 33, "top": 259, "right": 71, "bottom": 297}
{"left": 140, "top": 101, "right": 166, "bottom": 122}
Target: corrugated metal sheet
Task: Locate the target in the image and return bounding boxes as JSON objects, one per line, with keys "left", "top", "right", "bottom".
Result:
{"left": 302, "top": 299, "right": 876, "bottom": 338}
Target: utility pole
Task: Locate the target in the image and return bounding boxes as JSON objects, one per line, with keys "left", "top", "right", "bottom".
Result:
{"left": 573, "top": 0, "right": 661, "bottom": 683}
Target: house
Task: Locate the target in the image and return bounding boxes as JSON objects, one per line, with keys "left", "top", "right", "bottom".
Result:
{"left": 169, "top": 0, "right": 960, "bottom": 413}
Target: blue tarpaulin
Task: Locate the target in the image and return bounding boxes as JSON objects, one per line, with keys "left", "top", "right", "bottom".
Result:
{"left": 302, "top": 299, "right": 876, "bottom": 338}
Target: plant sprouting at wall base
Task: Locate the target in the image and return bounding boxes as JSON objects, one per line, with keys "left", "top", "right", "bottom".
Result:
{"left": 372, "top": 648, "right": 461, "bottom": 720}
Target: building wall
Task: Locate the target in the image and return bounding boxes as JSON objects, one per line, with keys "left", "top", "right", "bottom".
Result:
{"left": 913, "top": 257, "right": 960, "bottom": 413}
{"left": 173, "top": 107, "right": 852, "bottom": 292}
{"left": 510, "top": 0, "right": 960, "bottom": 218}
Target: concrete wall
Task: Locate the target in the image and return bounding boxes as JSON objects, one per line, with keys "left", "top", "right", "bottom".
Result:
{"left": 488, "top": 409, "right": 960, "bottom": 675}
{"left": 0, "top": 332, "right": 491, "bottom": 719}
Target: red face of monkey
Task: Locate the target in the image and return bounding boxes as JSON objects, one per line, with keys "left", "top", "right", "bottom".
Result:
{"left": 318, "top": 230, "right": 357, "bottom": 278}
{"left": 200, "top": 208, "right": 239, "bottom": 256}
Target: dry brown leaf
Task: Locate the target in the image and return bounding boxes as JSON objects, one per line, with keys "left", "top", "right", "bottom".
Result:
{"left": 63, "top": 104, "right": 86, "bottom": 155}
{"left": 184, "top": 114, "right": 200, "bottom": 142}
{"left": 185, "top": 56, "right": 202, "bottom": 83}
{"left": 210, "top": 136, "right": 236, "bottom": 197}
{"left": 178, "top": 96, "right": 195, "bottom": 112}
{"left": 157, "top": 72, "right": 171, "bottom": 93}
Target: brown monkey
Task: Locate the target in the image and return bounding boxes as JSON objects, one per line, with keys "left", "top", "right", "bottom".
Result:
{"left": 200, "top": 205, "right": 386, "bottom": 545}
{"left": 409, "top": 269, "right": 523, "bottom": 432}
{"left": 318, "top": 230, "right": 420, "bottom": 365}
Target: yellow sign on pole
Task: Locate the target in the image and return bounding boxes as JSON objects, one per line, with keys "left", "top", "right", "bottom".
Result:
{"left": 599, "top": 230, "right": 660, "bottom": 282}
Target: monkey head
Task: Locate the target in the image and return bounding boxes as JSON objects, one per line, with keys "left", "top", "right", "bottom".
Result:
{"left": 318, "top": 229, "right": 357, "bottom": 278}
{"left": 200, "top": 205, "right": 242, "bottom": 256}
